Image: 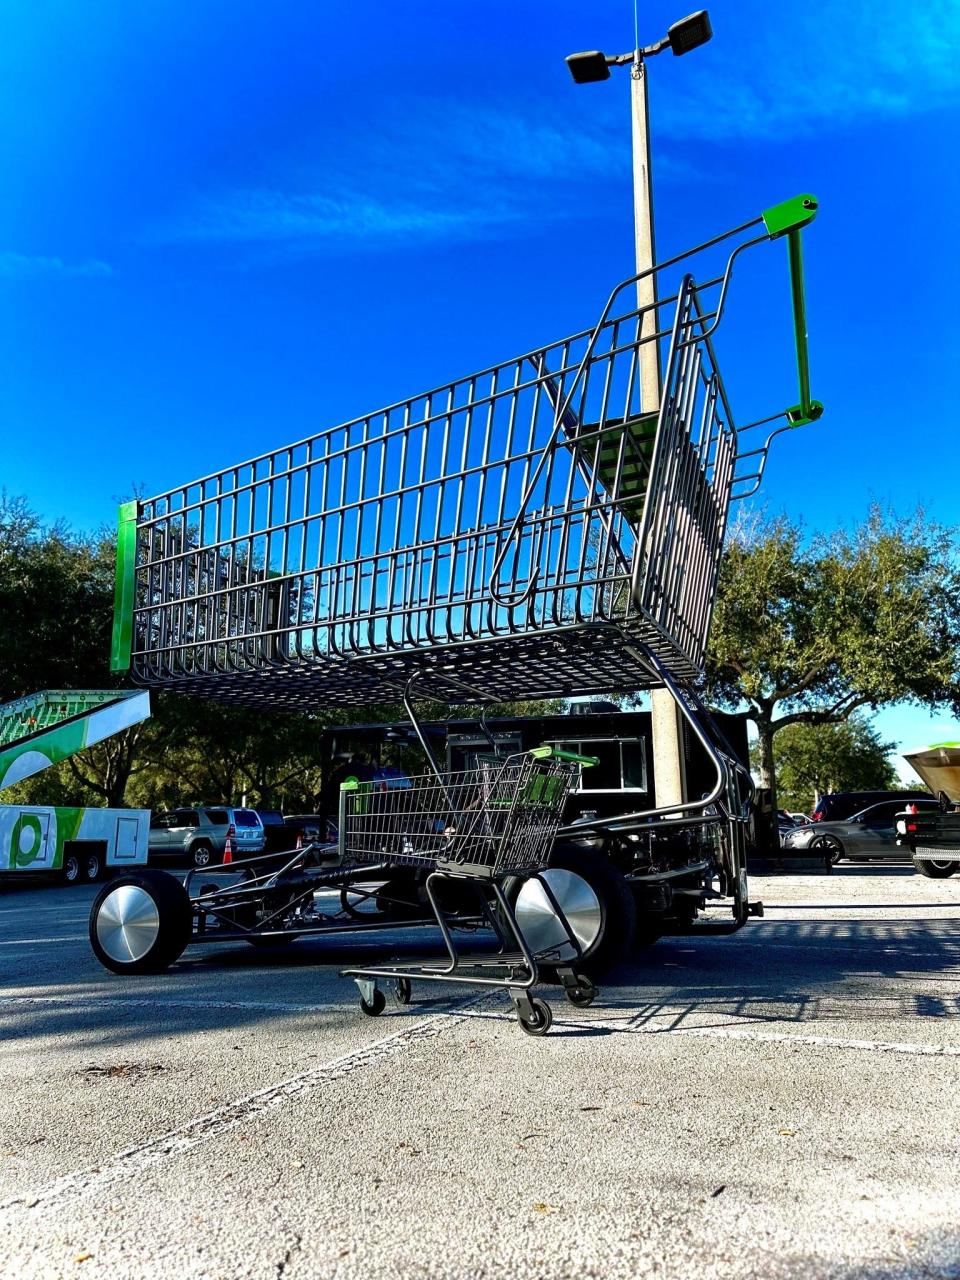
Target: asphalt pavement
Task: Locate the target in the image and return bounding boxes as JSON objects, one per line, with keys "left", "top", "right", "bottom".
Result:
{"left": 1, "top": 865, "right": 959, "bottom": 1279}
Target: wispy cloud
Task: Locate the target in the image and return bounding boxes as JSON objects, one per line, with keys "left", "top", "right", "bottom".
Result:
{"left": 154, "top": 104, "right": 652, "bottom": 257}
{"left": 657, "top": 0, "right": 960, "bottom": 142}
{"left": 168, "top": 187, "right": 527, "bottom": 248}
{"left": 0, "top": 251, "right": 112, "bottom": 279}
{"left": 152, "top": 0, "right": 959, "bottom": 260}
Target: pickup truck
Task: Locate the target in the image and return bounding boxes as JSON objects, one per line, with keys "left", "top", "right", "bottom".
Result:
{"left": 895, "top": 742, "right": 960, "bottom": 879}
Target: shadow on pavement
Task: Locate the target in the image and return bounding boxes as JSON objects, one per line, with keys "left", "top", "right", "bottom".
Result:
{"left": 3, "top": 903, "right": 959, "bottom": 1054}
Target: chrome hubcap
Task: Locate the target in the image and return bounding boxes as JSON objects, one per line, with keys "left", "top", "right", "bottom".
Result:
{"left": 514, "top": 870, "right": 603, "bottom": 955}
{"left": 96, "top": 885, "right": 160, "bottom": 963}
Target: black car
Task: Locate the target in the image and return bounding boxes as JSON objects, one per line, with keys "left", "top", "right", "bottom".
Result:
{"left": 810, "top": 789, "right": 930, "bottom": 824}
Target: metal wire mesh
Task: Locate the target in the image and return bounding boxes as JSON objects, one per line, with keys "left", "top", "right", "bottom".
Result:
{"left": 339, "top": 754, "right": 578, "bottom": 877}
{"left": 120, "top": 214, "right": 808, "bottom": 708}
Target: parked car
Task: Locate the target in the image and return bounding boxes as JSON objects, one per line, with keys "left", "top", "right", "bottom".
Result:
{"left": 255, "top": 809, "right": 293, "bottom": 855}
{"left": 282, "top": 814, "right": 339, "bottom": 847}
{"left": 781, "top": 798, "right": 940, "bottom": 865}
{"left": 148, "top": 805, "right": 266, "bottom": 868}
{"left": 810, "top": 789, "right": 930, "bottom": 824}
{"left": 787, "top": 812, "right": 811, "bottom": 826}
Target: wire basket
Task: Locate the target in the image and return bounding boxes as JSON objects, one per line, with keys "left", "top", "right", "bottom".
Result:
{"left": 338, "top": 750, "right": 580, "bottom": 878}
{"left": 112, "top": 196, "right": 820, "bottom": 707}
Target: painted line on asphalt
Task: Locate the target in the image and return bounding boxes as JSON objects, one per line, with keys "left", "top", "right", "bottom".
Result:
{"left": 0, "top": 993, "right": 489, "bottom": 1217}
{"left": 0, "top": 993, "right": 344, "bottom": 1015}
{"left": 450, "top": 1008, "right": 960, "bottom": 1056}
{"left": 0, "top": 935, "right": 86, "bottom": 947}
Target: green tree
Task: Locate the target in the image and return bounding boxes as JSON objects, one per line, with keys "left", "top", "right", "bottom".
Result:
{"left": 705, "top": 506, "right": 960, "bottom": 808}
{"left": 0, "top": 491, "right": 116, "bottom": 700}
{"left": 754, "top": 715, "right": 897, "bottom": 813}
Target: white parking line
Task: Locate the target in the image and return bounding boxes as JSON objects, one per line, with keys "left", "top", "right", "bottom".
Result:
{"left": 0, "top": 936, "right": 86, "bottom": 946}
{"left": 0, "top": 995, "right": 486, "bottom": 1217}
{"left": 0, "top": 994, "right": 335, "bottom": 1015}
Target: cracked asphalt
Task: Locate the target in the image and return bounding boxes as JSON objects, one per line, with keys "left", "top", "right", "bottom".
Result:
{"left": 1, "top": 863, "right": 959, "bottom": 1279}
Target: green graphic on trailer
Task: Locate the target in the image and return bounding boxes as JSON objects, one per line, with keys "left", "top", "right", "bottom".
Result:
{"left": 0, "top": 690, "right": 150, "bottom": 792}
{"left": 7, "top": 807, "right": 83, "bottom": 869}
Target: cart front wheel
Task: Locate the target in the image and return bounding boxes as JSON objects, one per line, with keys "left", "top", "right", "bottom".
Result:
{"left": 565, "top": 978, "right": 598, "bottom": 1008}
{"left": 517, "top": 997, "right": 553, "bottom": 1037}
{"left": 89, "top": 870, "right": 192, "bottom": 975}
{"left": 359, "top": 987, "right": 387, "bottom": 1017}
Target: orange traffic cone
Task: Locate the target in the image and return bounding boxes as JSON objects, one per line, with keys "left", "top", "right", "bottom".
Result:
{"left": 223, "top": 824, "right": 235, "bottom": 864}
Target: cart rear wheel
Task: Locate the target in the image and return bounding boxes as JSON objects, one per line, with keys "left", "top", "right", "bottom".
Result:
{"left": 517, "top": 997, "right": 553, "bottom": 1037}
{"left": 513, "top": 846, "right": 635, "bottom": 980}
{"left": 394, "top": 977, "right": 412, "bottom": 1005}
{"left": 565, "top": 978, "right": 598, "bottom": 1008}
{"left": 914, "top": 858, "right": 960, "bottom": 879}
{"left": 359, "top": 987, "right": 387, "bottom": 1017}
{"left": 89, "top": 870, "right": 192, "bottom": 974}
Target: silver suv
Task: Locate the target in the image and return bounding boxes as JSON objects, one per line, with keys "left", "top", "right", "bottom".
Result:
{"left": 147, "top": 806, "right": 266, "bottom": 868}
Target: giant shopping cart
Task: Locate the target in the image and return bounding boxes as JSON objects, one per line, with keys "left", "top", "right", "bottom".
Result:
{"left": 94, "top": 194, "right": 822, "bottom": 1032}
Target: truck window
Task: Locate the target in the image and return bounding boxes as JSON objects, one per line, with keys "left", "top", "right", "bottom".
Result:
{"left": 550, "top": 738, "right": 648, "bottom": 794}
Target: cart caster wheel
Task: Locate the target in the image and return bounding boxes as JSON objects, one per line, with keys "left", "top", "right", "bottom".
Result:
{"left": 565, "top": 979, "right": 598, "bottom": 1008}
{"left": 394, "top": 978, "right": 412, "bottom": 1005}
{"left": 517, "top": 997, "right": 553, "bottom": 1037}
{"left": 359, "top": 988, "right": 387, "bottom": 1017}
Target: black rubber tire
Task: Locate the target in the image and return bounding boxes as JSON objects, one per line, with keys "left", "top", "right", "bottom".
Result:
{"left": 82, "top": 850, "right": 103, "bottom": 884}
{"left": 914, "top": 858, "right": 960, "bottom": 879}
{"left": 89, "top": 869, "right": 192, "bottom": 975}
{"left": 62, "top": 852, "right": 81, "bottom": 885}
{"left": 812, "top": 835, "right": 844, "bottom": 866}
{"left": 517, "top": 996, "right": 553, "bottom": 1037}
{"left": 359, "top": 988, "right": 387, "bottom": 1017}
{"left": 528, "top": 845, "right": 636, "bottom": 982}
{"left": 565, "top": 978, "right": 598, "bottom": 1008}
{"left": 191, "top": 841, "right": 216, "bottom": 869}
{"left": 375, "top": 879, "right": 426, "bottom": 921}
{"left": 394, "top": 977, "right": 412, "bottom": 1005}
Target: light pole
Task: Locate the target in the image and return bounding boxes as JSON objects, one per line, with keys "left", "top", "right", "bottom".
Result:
{"left": 566, "top": 11, "right": 713, "bottom": 810}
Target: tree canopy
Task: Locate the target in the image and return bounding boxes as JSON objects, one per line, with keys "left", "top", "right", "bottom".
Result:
{"left": 755, "top": 715, "right": 898, "bottom": 813}
{"left": 706, "top": 505, "right": 960, "bottom": 805}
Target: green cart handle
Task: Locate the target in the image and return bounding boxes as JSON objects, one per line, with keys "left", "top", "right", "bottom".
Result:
{"left": 528, "top": 745, "right": 600, "bottom": 767}
{"left": 761, "top": 193, "right": 824, "bottom": 428}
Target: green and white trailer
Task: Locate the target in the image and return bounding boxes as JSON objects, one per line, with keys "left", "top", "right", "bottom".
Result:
{"left": 0, "top": 688, "right": 151, "bottom": 885}
{"left": 1, "top": 802, "right": 149, "bottom": 884}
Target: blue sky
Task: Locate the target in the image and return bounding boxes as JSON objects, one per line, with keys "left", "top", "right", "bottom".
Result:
{"left": 3, "top": 0, "right": 960, "bottom": 764}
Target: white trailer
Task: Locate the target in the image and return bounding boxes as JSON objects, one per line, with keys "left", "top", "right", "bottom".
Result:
{"left": 0, "top": 803, "right": 149, "bottom": 885}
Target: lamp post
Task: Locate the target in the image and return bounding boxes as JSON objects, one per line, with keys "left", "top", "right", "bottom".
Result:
{"left": 566, "top": 11, "right": 712, "bottom": 810}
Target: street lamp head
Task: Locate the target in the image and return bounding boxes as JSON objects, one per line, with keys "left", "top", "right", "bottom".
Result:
{"left": 666, "top": 10, "right": 712, "bottom": 56}
{"left": 565, "top": 51, "right": 611, "bottom": 84}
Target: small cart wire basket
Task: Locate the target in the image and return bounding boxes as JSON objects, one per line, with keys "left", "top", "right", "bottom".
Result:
{"left": 101, "top": 193, "right": 823, "bottom": 1031}
{"left": 339, "top": 745, "right": 601, "bottom": 1034}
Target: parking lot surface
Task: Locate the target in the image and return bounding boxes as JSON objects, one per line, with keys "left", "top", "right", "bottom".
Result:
{"left": 1, "top": 865, "right": 959, "bottom": 1279}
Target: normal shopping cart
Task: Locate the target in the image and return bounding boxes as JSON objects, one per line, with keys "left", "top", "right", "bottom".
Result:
{"left": 339, "top": 744, "right": 600, "bottom": 1035}
{"left": 98, "top": 192, "right": 822, "bottom": 1031}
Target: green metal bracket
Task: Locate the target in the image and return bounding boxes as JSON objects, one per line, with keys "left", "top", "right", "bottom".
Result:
{"left": 761, "top": 194, "right": 821, "bottom": 426}
{"left": 110, "top": 500, "right": 139, "bottom": 673}
{"left": 761, "top": 194, "right": 818, "bottom": 240}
